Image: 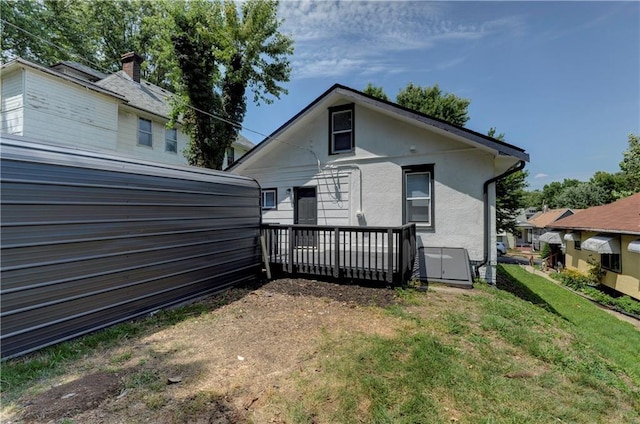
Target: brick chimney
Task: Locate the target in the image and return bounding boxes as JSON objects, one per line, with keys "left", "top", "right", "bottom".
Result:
{"left": 121, "top": 51, "right": 144, "bottom": 83}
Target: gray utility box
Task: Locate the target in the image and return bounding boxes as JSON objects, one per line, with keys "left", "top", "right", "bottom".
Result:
{"left": 418, "top": 247, "right": 473, "bottom": 287}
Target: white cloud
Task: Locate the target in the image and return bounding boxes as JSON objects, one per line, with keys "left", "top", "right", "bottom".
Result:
{"left": 278, "top": 1, "right": 525, "bottom": 79}
{"left": 534, "top": 173, "right": 549, "bottom": 179}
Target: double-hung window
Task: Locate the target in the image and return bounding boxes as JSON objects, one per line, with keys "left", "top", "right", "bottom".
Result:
{"left": 138, "top": 118, "right": 152, "bottom": 147}
{"left": 601, "top": 253, "right": 621, "bottom": 273}
{"left": 403, "top": 165, "right": 434, "bottom": 228}
{"left": 329, "top": 104, "right": 354, "bottom": 154}
{"left": 226, "top": 147, "right": 235, "bottom": 168}
{"left": 165, "top": 128, "right": 177, "bottom": 153}
{"left": 261, "top": 189, "right": 277, "bottom": 210}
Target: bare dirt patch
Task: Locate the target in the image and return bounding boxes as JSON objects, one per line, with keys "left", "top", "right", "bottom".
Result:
{"left": 9, "top": 278, "right": 406, "bottom": 424}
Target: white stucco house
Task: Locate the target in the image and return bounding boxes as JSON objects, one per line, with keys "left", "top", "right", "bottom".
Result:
{"left": 228, "top": 84, "right": 530, "bottom": 283}
{"left": 0, "top": 52, "right": 252, "bottom": 166}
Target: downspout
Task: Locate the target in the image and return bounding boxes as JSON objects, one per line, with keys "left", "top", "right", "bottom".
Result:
{"left": 476, "top": 160, "right": 526, "bottom": 280}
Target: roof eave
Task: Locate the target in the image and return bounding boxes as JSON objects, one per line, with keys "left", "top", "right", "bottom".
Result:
{"left": 229, "top": 83, "right": 530, "bottom": 171}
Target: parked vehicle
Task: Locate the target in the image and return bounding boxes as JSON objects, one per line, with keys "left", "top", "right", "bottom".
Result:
{"left": 497, "top": 242, "right": 507, "bottom": 256}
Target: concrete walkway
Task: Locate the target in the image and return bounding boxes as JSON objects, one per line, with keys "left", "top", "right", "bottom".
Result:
{"left": 520, "top": 265, "right": 640, "bottom": 330}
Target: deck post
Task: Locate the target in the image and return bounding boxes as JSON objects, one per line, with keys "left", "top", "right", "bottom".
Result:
{"left": 288, "top": 226, "right": 294, "bottom": 274}
{"left": 387, "top": 228, "right": 393, "bottom": 283}
{"left": 334, "top": 227, "right": 340, "bottom": 278}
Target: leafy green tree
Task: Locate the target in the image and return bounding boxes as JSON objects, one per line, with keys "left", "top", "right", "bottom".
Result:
{"left": 619, "top": 133, "right": 640, "bottom": 194}
{"left": 554, "top": 182, "right": 608, "bottom": 209}
{"left": 522, "top": 190, "right": 543, "bottom": 210}
{"left": 165, "top": 0, "right": 293, "bottom": 169}
{"left": 589, "top": 171, "right": 626, "bottom": 204}
{"left": 3, "top": 0, "right": 293, "bottom": 170}
{"left": 489, "top": 128, "right": 528, "bottom": 233}
{"left": 396, "top": 83, "right": 470, "bottom": 126}
{"left": 1, "top": 0, "right": 156, "bottom": 76}
{"left": 363, "top": 83, "right": 389, "bottom": 101}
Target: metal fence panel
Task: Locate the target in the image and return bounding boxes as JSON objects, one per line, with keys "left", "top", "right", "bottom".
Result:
{"left": 1, "top": 135, "right": 261, "bottom": 359}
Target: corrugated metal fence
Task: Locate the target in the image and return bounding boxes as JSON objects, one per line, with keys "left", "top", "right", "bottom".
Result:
{"left": 1, "top": 136, "right": 261, "bottom": 359}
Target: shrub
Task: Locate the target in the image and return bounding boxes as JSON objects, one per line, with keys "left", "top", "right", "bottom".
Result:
{"left": 539, "top": 242, "right": 551, "bottom": 259}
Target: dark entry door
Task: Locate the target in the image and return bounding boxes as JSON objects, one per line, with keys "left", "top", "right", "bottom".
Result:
{"left": 294, "top": 187, "right": 317, "bottom": 246}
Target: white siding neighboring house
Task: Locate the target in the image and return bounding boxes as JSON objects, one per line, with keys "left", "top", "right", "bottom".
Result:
{"left": 229, "top": 84, "right": 530, "bottom": 283}
{"left": 1, "top": 52, "right": 252, "bottom": 166}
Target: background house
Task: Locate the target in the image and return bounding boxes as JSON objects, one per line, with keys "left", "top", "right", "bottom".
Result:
{"left": 527, "top": 208, "right": 577, "bottom": 251}
{"left": 548, "top": 194, "right": 640, "bottom": 300}
{"left": 1, "top": 53, "right": 251, "bottom": 166}
{"left": 229, "top": 84, "right": 529, "bottom": 283}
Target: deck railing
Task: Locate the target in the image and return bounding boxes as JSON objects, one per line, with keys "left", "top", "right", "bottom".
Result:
{"left": 261, "top": 223, "right": 416, "bottom": 284}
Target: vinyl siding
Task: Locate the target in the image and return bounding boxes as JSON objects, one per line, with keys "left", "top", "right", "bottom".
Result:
{"left": 116, "top": 109, "right": 189, "bottom": 166}
{"left": 21, "top": 70, "right": 118, "bottom": 150}
{"left": 0, "top": 69, "right": 25, "bottom": 135}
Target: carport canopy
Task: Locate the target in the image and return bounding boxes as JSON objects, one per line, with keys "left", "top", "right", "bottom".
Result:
{"left": 539, "top": 231, "right": 563, "bottom": 244}
{"left": 582, "top": 235, "right": 621, "bottom": 254}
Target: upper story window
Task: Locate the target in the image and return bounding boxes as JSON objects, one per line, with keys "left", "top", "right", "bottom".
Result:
{"left": 329, "top": 104, "right": 354, "bottom": 154}
{"left": 165, "top": 128, "right": 177, "bottom": 153}
{"left": 403, "top": 164, "right": 435, "bottom": 228}
{"left": 261, "top": 188, "right": 277, "bottom": 210}
{"left": 226, "top": 147, "right": 235, "bottom": 167}
{"left": 138, "top": 118, "right": 152, "bottom": 147}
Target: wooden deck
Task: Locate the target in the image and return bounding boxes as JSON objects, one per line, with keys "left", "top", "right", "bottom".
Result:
{"left": 261, "top": 224, "right": 416, "bottom": 284}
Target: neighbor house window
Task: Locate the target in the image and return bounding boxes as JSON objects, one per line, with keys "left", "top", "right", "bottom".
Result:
{"left": 574, "top": 240, "right": 581, "bottom": 250}
{"left": 138, "top": 118, "right": 152, "bottom": 147}
{"left": 165, "top": 128, "right": 177, "bottom": 153}
{"left": 601, "top": 253, "right": 621, "bottom": 273}
{"left": 261, "top": 189, "right": 277, "bottom": 210}
{"left": 226, "top": 147, "right": 235, "bottom": 167}
{"left": 329, "top": 104, "right": 354, "bottom": 154}
{"left": 403, "top": 164, "right": 434, "bottom": 227}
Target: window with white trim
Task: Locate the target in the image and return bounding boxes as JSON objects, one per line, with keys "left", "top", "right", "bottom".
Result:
{"left": 138, "top": 118, "right": 152, "bottom": 147}
{"left": 261, "top": 188, "right": 277, "bottom": 210}
{"left": 165, "top": 128, "right": 177, "bottom": 153}
{"left": 329, "top": 104, "right": 354, "bottom": 154}
{"left": 226, "top": 147, "right": 235, "bottom": 167}
{"left": 403, "top": 165, "right": 434, "bottom": 227}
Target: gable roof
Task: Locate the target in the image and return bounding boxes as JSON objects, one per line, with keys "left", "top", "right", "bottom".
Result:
{"left": 228, "top": 83, "right": 529, "bottom": 171}
{"left": 527, "top": 208, "right": 576, "bottom": 228}
{"left": 547, "top": 194, "right": 640, "bottom": 235}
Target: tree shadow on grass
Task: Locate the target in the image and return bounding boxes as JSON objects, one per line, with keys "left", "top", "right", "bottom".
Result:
{"left": 496, "top": 265, "right": 565, "bottom": 320}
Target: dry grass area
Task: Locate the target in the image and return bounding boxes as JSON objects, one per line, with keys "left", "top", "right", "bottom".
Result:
{"left": 4, "top": 273, "right": 639, "bottom": 424}
{"left": 4, "top": 279, "right": 410, "bottom": 424}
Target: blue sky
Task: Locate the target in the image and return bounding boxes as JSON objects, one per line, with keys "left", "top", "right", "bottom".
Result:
{"left": 241, "top": 1, "right": 640, "bottom": 191}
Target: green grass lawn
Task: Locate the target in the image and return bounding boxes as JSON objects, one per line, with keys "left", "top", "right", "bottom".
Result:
{"left": 2, "top": 266, "right": 639, "bottom": 423}
{"left": 287, "top": 265, "right": 640, "bottom": 423}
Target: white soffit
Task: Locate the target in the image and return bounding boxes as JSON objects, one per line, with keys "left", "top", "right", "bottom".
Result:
{"left": 539, "top": 231, "right": 563, "bottom": 244}
{"left": 628, "top": 240, "right": 640, "bottom": 254}
{"left": 564, "top": 233, "right": 581, "bottom": 241}
{"left": 582, "top": 235, "right": 621, "bottom": 254}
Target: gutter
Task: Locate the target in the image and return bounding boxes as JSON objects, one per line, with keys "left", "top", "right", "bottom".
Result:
{"left": 476, "top": 160, "right": 527, "bottom": 280}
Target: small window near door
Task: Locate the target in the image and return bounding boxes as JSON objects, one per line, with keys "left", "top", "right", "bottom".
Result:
{"left": 261, "top": 189, "right": 277, "bottom": 210}
{"left": 138, "top": 118, "right": 152, "bottom": 147}
{"left": 403, "top": 165, "right": 434, "bottom": 228}
{"left": 328, "top": 104, "right": 354, "bottom": 154}
{"left": 165, "top": 128, "right": 177, "bottom": 153}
